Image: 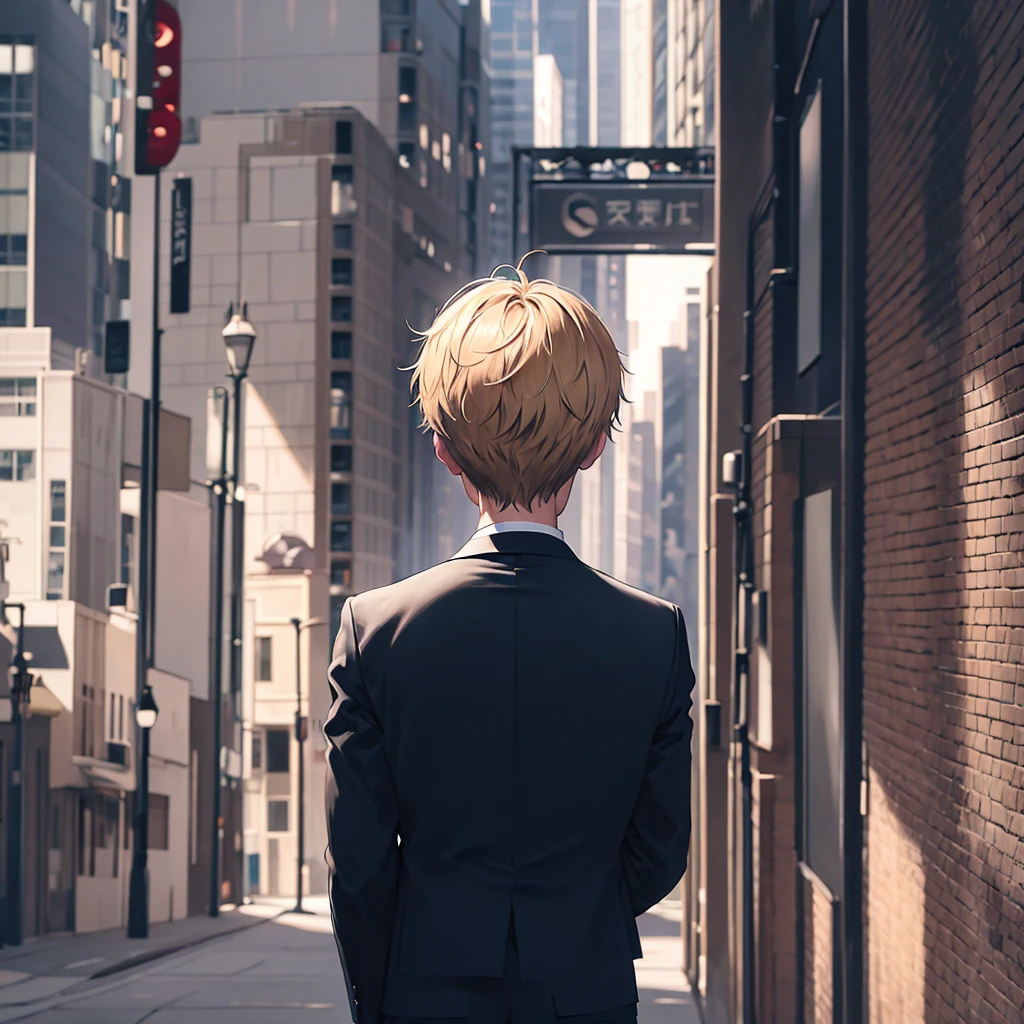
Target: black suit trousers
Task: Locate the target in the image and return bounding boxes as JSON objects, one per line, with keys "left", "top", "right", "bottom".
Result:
{"left": 383, "top": 924, "right": 638, "bottom": 1024}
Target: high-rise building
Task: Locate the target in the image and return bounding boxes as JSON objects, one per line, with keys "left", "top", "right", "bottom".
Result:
{"left": 0, "top": 6, "right": 91, "bottom": 364}
{"left": 487, "top": 0, "right": 534, "bottom": 270}
{"left": 154, "top": 0, "right": 489, "bottom": 900}
{"left": 667, "top": 0, "right": 714, "bottom": 146}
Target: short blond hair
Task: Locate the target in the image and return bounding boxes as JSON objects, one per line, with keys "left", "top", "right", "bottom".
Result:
{"left": 409, "top": 261, "right": 626, "bottom": 511}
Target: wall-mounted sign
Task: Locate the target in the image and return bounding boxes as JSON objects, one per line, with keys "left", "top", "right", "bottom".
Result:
{"left": 170, "top": 177, "right": 192, "bottom": 313}
{"left": 529, "top": 181, "right": 714, "bottom": 253}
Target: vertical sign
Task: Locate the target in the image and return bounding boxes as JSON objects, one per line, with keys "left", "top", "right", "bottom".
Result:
{"left": 170, "top": 177, "right": 192, "bottom": 313}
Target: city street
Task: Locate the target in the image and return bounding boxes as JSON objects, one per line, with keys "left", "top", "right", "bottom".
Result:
{"left": 0, "top": 900, "right": 699, "bottom": 1024}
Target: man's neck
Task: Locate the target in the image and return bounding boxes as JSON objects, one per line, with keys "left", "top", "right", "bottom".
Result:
{"left": 476, "top": 499, "right": 558, "bottom": 532}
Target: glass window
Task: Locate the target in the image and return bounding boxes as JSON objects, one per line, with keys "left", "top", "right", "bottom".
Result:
{"left": 13, "top": 74, "right": 31, "bottom": 114}
{"left": 51, "top": 480, "right": 66, "bottom": 521}
{"left": 331, "top": 482, "right": 352, "bottom": 515}
{"left": 399, "top": 66, "right": 417, "bottom": 100}
{"left": 330, "top": 295, "right": 352, "bottom": 323}
{"left": 797, "top": 86, "right": 823, "bottom": 374}
{"left": 50, "top": 525, "right": 65, "bottom": 547}
{"left": 14, "top": 449, "right": 32, "bottom": 480}
{"left": 256, "top": 636, "right": 272, "bottom": 682}
{"left": 0, "top": 234, "right": 27, "bottom": 265}
{"left": 119, "top": 513, "right": 133, "bottom": 586}
{"left": 330, "top": 520, "right": 352, "bottom": 552}
{"left": 332, "top": 223, "right": 352, "bottom": 250}
{"left": 398, "top": 101, "right": 417, "bottom": 135}
{"left": 330, "top": 165, "right": 356, "bottom": 216}
{"left": 331, "top": 331, "right": 352, "bottom": 360}
{"left": 331, "top": 445, "right": 352, "bottom": 473}
{"left": 331, "top": 560, "right": 352, "bottom": 588}
{"left": 267, "top": 799, "right": 289, "bottom": 832}
{"left": 335, "top": 120, "right": 352, "bottom": 154}
{"left": 0, "top": 376, "right": 35, "bottom": 415}
{"left": 330, "top": 372, "right": 352, "bottom": 439}
{"left": 265, "top": 729, "right": 290, "bottom": 773}
{"left": 398, "top": 142, "right": 415, "bottom": 170}
{"left": 331, "top": 258, "right": 353, "bottom": 287}
{"left": 46, "top": 550, "right": 64, "bottom": 600}
{"left": 251, "top": 731, "right": 262, "bottom": 770}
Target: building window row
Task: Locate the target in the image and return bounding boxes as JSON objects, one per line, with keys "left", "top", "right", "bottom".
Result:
{"left": 0, "top": 375, "right": 35, "bottom": 414}
{"left": 331, "top": 330, "right": 352, "bottom": 360}
{"left": 255, "top": 636, "right": 272, "bottom": 682}
{"left": 0, "top": 41, "right": 34, "bottom": 153}
{"left": 330, "top": 371, "right": 352, "bottom": 439}
{"left": 48, "top": 479, "right": 66, "bottom": 599}
{"left": 331, "top": 444, "right": 353, "bottom": 474}
{"left": 331, "top": 257, "right": 353, "bottom": 287}
{"left": 0, "top": 448, "right": 33, "bottom": 480}
{"left": 331, "top": 165, "right": 356, "bottom": 217}
{"left": 333, "top": 223, "right": 352, "bottom": 251}
{"left": 0, "top": 233, "right": 26, "bottom": 265}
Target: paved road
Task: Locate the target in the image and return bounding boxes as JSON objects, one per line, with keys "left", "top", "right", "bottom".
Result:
{"left": 3, "top": 898, "right": 700, "bottom": 1024}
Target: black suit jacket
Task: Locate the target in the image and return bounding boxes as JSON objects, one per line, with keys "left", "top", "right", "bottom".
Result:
{"left": 324, "top": 530, "right": 695, "bottom": 1024}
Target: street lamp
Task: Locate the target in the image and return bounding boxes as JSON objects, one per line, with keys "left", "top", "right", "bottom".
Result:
{"left": 2, "top": 602, "right": 30, "bottom": 946}
{"left": 128, "top": 683, "right": 159, "bottom": 939}
{"left": 290, "top": 616, "right": 325, "bottom": 914}
{"left": 222, "top": 303, "right": 256, "bottom": 909}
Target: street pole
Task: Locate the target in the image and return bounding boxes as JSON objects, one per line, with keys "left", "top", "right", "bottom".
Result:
{"left": 3, "top": 602, "right": 27, "bottom": 946}
{"left": 127, "top": 401, "right": 152, "bottom": 939}
{"left": 209, "top": 387, "right": 229, "bottom": 918}
{"left": 128, "top": 166, "right": 162, "bottom": 940}
{"left": 228, "top": 369, "right": 245, "bottom": 904}
{"left": 291, "top": 618, "right": 307, "bottom": 914}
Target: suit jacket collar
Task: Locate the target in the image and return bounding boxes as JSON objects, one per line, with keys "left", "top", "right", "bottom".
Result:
{"left": 450, "top": 530, "right": 579, "bottom": 562}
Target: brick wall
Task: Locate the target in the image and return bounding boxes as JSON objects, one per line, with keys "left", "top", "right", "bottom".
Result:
{"left": 863, "top": 1, "right": 1024, "bottom": 1021}
{"left": 803, "top": 875, "right": 835, "bottom": 1024}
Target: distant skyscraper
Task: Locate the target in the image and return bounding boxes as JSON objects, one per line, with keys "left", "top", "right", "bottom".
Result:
{"left": 487, "top": 0, "right": 534, "bottom": 270}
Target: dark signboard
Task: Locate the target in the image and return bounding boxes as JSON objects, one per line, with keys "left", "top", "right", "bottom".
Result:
{"left": 170, "top": 177, "right": 192, "bottom": 313}
{"left": 529, "top": 181, "right": 713, "bottom": 253}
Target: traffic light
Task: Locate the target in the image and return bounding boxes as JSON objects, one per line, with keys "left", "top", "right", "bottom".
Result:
{"left": 135, "top": 0, "right": 182, "bottom": 175}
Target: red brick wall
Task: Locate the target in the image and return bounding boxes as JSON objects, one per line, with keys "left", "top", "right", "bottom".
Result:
{"left": 863, "top": 1, "right": 1024, "bottom": 1021}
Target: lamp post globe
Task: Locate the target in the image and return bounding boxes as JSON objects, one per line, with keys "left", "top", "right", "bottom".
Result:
{"left": 136, "top": 686, "right": 159, "bottom": 730}
{"left": 222, "top": 303, "right": 257, "bottom": 379}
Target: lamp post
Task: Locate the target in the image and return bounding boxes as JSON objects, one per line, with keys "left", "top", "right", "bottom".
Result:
{"left": 207, "top": 386, "right": 230, "bottom": 918}
{"left": 127, "top": 684, "right": 159, "bottom": 938}
{"left": 289, "top": 616, "right": 324, "bottom": 914}
{"left": 222, "top": 304, "right": 256, "bottom": 907}
{"left": 2, "top": 602, "right": 30, "bottom": 947}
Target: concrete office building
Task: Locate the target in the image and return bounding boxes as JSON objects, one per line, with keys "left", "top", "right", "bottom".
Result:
{"left": 664, "top": 0, "right": 714, "bottom": 148}
{"left": 149, "top": 0, "right": 489, "bottom": 898}
{"left": 0, "top": 328, "right": 207, "bottom": 936}
{"left": 158, "top": 90, "right": 483, "bottom": 895}
{"left": 0, "top": 0, "right": 139, "bottom": 371}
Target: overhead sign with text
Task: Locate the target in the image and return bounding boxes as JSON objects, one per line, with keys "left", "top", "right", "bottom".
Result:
{"left": 530, "top": 181, "right": 713, "bottom": 253}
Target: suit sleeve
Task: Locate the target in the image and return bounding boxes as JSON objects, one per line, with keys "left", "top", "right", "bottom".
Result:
{"left": 622, "top": 605, "right": 696, "bottom": 916}
{"left": 324, "top": 597, "right": 400, "bottom": 1024}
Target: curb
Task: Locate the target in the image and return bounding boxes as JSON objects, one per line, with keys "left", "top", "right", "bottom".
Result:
{"left": 88, "top": 908, "right": 288, "bottom": 980}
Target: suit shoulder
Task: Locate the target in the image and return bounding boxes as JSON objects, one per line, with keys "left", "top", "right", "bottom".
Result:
{"left": 582, "top": 564, "right": 682, "bottom": 621}
{"left": 347, "top": 559, "right": 474, "bottom": 629}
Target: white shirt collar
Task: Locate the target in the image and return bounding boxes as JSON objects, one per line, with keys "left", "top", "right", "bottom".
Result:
{"left": 471, "top": 521, "right": 565, "bottom": 541}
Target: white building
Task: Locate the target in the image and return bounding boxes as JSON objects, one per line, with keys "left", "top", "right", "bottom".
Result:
{"left": 0, "top": 327, "right": 208, "bottom": 935}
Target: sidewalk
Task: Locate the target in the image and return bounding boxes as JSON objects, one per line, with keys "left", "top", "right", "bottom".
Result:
{"left": 0, "top": 901, "right": 282, "bottom": 1011}
{"left": 636, "top": 900, "right": 703, "bottom": 1024}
